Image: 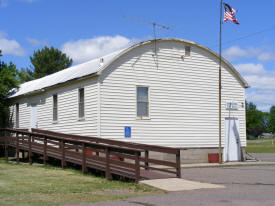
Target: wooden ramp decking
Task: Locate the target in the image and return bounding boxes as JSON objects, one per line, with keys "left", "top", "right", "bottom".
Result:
{"left": 0, "top": 128, "right": 181, "bottom": 182}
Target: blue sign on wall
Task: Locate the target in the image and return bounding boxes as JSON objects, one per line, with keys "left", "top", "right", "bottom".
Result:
{"left": 124, "top": 126, "right": 131, "bottom": 138}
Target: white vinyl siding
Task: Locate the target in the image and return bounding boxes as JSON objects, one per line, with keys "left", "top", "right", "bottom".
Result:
{"left": 11, "top": 40, "right": 246, "bottom": 149}
{"left": 36, "top": 77, "right": 98, "bottom": 136}
{"left": 100, "top": 41, "right": 246, "bottom": 147}
{"left": 10, "top": 98, "right": 30, "bottom": 129}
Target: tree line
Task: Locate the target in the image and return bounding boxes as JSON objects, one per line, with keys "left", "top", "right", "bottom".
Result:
{"left": 246, "top": 102, "right": 275, "bottom": 138}
{"left": 0, "top": 46, "right": 274, "bottom": 138}
{"left": 0, "top": 46, "right": 72, "bottom": 128}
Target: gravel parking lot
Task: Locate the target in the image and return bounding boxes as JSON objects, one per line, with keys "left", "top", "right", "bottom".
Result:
{"left": 67, "top": 165, "right": 275, "bottom": 206}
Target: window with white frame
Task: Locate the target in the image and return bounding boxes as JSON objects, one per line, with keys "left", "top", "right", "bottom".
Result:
{"left": 78, "top": 88, "right": 85, "bottom": 118}
{"left": 53, "top": 94, "right": 58, "bottom": 121}
{"left": 137, "top": 86, "right": 149, "bottom": 118}
{"left": 16, "top": 103, "right": 19, "bottom": 128}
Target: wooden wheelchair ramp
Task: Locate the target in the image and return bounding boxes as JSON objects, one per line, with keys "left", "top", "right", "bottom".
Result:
{"left": 0, "top": 128, "right": 181, "bottom": 182}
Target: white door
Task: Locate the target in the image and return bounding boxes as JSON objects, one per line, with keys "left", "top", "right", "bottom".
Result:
{"left": 30, "top": 104, "right": 38, "bottom": 130}
{"left": 224, "top": 118, "right": 241, "bottom": 162}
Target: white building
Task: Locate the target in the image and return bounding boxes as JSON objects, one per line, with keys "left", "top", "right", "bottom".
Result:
{"left": 9, "top": 38, "right": 249, "bottom": 163}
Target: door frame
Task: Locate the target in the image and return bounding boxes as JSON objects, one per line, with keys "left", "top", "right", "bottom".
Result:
{"left": 223, "top": 117, "right": 241, "bottom": 162}
{"left": 30, "top": 104, "right": 38, "bottom": 130}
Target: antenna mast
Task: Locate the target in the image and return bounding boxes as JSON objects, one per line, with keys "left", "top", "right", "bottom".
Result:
{"left": 123, "top": 16, "right": 171, "bottom": 55}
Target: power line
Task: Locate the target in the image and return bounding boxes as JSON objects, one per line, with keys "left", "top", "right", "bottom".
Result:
{"left": 210, "top": 25, "right": 275, "bottom": 48}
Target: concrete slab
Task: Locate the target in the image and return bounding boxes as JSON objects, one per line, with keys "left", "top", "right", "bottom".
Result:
{"left": 181, "top": 161, "right": 275, "bottom": 168}
{"left": 150, "top": 161, "right": 275, "bottom": 171}
{"left": 140, "top": 178, "right": 225, "bottom": 192}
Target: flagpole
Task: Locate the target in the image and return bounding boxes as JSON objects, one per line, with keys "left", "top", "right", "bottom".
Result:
{"left": 218, "top": 0, "right": 223, "bottom": 164}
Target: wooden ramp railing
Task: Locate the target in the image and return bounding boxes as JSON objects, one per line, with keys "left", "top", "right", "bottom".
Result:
{"left": 0, "top": 128, "right": 181, "bottom": 182}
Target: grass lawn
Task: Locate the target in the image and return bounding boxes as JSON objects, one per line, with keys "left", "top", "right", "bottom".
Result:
{"left": 246, "top": 141, "right": 275, "bottom": 153}
{"left": 0, "top": 161, "right": 162, "bottom": 206}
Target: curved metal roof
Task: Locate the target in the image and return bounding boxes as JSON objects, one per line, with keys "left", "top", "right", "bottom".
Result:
{"left": 97, "top": 38, "right": 249, "bottom": 88}
{"left": 9, "top": 50, "right": 122, "bottom": 98}
{"left": 10, "top": 38, "right": 249, "bottom": 98}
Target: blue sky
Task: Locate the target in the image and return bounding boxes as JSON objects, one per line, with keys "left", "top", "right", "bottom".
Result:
{"left": 0, "top": 0, "right": 275, "bottom": 111}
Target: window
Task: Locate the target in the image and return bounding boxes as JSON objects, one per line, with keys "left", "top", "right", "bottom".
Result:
{"left": 16, "top": 103, "right": 19, "bottom": 128}
{"left": 53, "top": 94, "right": 58, "bottom": 121}
{"left": 78, "top": 88, "right": 85, "bottom": 118}
{"left": 185, "top": 45, "right": 191, "bottom": 57}
{"left": 137, "top": 86, "right": 149, "bottom": 118}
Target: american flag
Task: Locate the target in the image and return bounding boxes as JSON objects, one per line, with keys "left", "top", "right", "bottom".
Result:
{"left": 223, "top": 3, "right": 239, "bottom": 24}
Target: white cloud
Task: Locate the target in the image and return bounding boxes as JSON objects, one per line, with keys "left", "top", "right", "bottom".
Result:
{"left": 257, "top": 104, "right": 272, "bottom": 112}
{"left": 0, "top": 0, "right": 8, "bottom": 7}
{"left": 246, "top": 90, "right": 275, "bottom": 105}
{"left": 258, "top": 52, "right": 275, "bottom": 61}
{"left": 246, "top": 90, "right": 275, "bottom": 112}
{"left": 223, "top": 45, "right": 275, "bottom": 62}
{"left": 26, "top": 37, "right": 41, "bottom": 46}
{"left": 20, "top": 0, "right": 37, "bottom": 2}
{"left": 0, "top": 35, "right": 25, "bottom": 56}
{"left": 0, "top": 31, "right": 7, "bottom": 38}
{"left": 1, "top": 0, "right": 38, "bottom": 7}
{"left": 235, "top": 63, "right": 275, "bottom": 90}
{"left": 223, "top": 46, "right": 248, "bottom": 61}
{"left": 61, "top": 35, "right": 135, "bottom": 64}
{"left": 234, "top": 63, "right": 265, "bottom": 75}
{"left": 234, "top": 63, "right": 275, "bottom": 111}
{"left": 244, "top": 74, "right": 275, "bottom": 90}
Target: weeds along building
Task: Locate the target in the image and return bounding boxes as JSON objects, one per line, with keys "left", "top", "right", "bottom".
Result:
{"left": 9, "top": 38, "right": 249, "bottom": 163}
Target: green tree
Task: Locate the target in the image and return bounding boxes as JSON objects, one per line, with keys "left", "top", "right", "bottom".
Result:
{"left": 18, "top": 67, "right": 33, "bottom": 83}
{"left": 20, "top": 46, "right": 72, "bottom": 81}
{"left": 0, "top": 50, "right": 19, "bottom": 128}
{"left": 268, "top": 106, "right": 275, "bottom": 133}
{"left": 246, "top": 102, "right": 266, "bottom": 138}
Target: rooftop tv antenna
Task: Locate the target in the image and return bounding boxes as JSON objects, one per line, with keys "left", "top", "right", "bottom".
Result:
{"left": 123, "top": 16, "right": 172, "bottom": 55}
